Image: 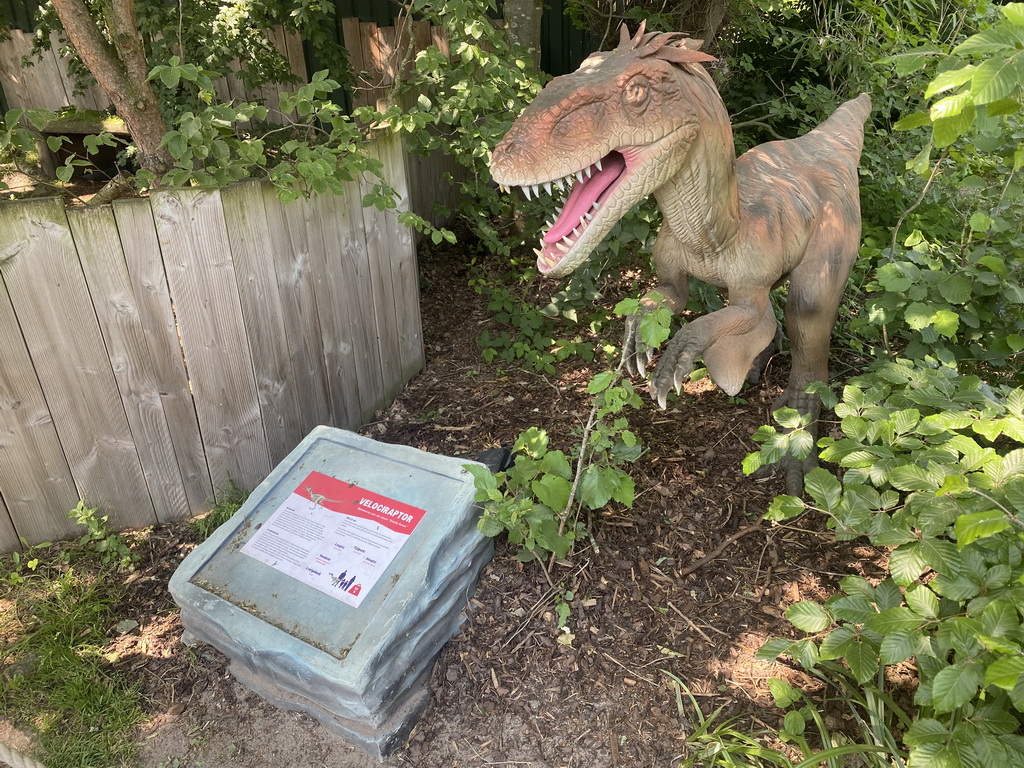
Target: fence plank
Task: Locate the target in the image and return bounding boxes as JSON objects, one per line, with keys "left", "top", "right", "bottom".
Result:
{"left": 0, "top": 272, "right": 78, "bottom": 545}
{"left": 0, "top": 494, "right": 16, "bottom": 554}
{"left": 112, "top": 198, "right": 213, "bottom": 514}
{"left": 0, "top": 197, "right": 155, "bottom": 530}
{"left": 359, "top": 142, "right": 405, "bottom": 403}
{"left": 151, "top": 189, "right": 271, "bottom": 496}
{"left": 258, "top": 186, "right": 335, "bottom": 433}
{"left": 374, "top": 134, "right": 424, "bottom": 385}
{"left": 66, "top": 206, "right": 191, "bottom": 523}
{"left": 0, "top": 30, "right": 62, "bottom": 110}
{"left": 221, "top": 182, "right": 305, "bottom": 465}
{"left": 309, "top": 188, "right": 379, "bottom": 426}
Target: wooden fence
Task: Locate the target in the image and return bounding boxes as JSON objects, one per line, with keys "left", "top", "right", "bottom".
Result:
{"left": 0, "top": 27, "right": 309, "bottom": 117}
{"left": 0, "top": 135, "right": 424, "bottom": 550}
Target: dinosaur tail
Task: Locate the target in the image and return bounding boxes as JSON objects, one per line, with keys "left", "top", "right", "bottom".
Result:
{"left": 814, "top": 93, "right": 871, "bottom": 157}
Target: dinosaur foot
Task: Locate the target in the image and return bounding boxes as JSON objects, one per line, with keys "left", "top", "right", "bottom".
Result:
{"left": 649, "top": 340, "right": 696, "bottom": 410}
{"left": 623, "top": 312, "right": 656, "bottom": 377}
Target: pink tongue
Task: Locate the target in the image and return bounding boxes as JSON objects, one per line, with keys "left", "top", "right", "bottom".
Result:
{"left": 542, "top": 153, "right": 625, "bottom": 244}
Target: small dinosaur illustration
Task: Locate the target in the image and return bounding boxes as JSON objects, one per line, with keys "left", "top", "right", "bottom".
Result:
{"left": 490, "top": 23, "right": 870, "bottom": 493}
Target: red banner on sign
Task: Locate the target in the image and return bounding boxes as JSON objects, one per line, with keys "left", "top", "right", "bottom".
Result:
{"left": 293, "top": 471, "right": 427, "bottom": 534}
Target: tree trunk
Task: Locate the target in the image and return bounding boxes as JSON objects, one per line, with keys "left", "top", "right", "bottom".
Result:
{"left": 50, "top": 0, "right": 174, "bottom": 177}
{"left": 503, "top": 0, "right": 543, "bottom": 70}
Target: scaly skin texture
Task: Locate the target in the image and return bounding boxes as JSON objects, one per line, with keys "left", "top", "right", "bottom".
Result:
{"left": 490, "top": 24, "right": 870, "bottom": 495}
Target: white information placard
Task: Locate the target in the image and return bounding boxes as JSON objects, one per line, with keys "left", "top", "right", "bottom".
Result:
{"left": 241, "top": 471, "right": 427, "bottom": 607}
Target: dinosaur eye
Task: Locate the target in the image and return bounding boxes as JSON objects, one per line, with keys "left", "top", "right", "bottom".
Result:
{"left": 624, "top": 77, "right": 651, "bottom": 111}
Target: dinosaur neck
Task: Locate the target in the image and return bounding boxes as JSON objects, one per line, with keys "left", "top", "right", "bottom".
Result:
{"left": 653, "top": 100, "right": 740, "bottom": 260}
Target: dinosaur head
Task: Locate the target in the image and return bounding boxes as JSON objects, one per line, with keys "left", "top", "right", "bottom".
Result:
{"left": 491, "top": 23, "right": 719, "bottom": 277}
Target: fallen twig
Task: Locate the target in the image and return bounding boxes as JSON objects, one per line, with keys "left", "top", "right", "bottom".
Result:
{"left": 676, "top": 521, "right": 764, "bottom": 579}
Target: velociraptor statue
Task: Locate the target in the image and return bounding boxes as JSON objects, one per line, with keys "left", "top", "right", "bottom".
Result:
{"left": 489, "top": 22, "right": 870, "bottom": 494}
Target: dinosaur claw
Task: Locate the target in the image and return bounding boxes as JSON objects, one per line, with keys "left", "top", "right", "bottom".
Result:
{"left": 636, "top": 358, "right": 646, "bottom": 377}
{"left": 657, "top": 390, "right": 668, "bottom": 410}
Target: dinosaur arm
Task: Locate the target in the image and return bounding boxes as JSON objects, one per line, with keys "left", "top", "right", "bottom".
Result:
{"left": 649, "top": 287, "right": 776, "bottom": 408}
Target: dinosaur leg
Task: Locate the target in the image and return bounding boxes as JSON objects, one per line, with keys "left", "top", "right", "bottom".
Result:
{"left": 624, "top": 228, "right": 690, "bottom": 376}
{"left": 746, "top": 323, "right": 784, "bottom": 385}
{"left": 650, "top": 287, "right": 776, "bottom": 408}
{"left": 779, "top": 223, "right": 860, "bottom": 494}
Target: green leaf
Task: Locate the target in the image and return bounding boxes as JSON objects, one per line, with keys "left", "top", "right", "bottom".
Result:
{"left": 513, "top": 427, "right": 548, "bottom": 459}
{"left": 894, "top": 110, "right": 933, "bottom": 131}
{"left": 539, "top": 450, "right": 572, "bottom": 479}
{"left": 985, "top": 656, "right": 1024, "bottom": 689}
{"left": 955, "top": 510, "right": 1011, "bottom": 548}
{"left": 906, "top": 585, "right": 940, "bottom": 618}
{"left": 874, "top": 578, "right": 904, "bottom": 611}
{"left": 868, "top": 606, "right": 924, "bottom": 634}
{"left": 757, "top": 638, "right": 796, "bottom": 661}
{"left": 829, "top": 595, "right": 875, "bottom": 624}
{"left": 1004, "top": 3, "right": 1024, "bottom": 25}
{"left": 932, "top": 662, "right": 984, "bottom": 712}
{"left": 888, "top": 463, "right": 941, "bottom": 491}
{"left": 937, "top": 275, "right": 973, "bottom": 304}
{"left": 579, "top": 465, "right": 613, "bottom": 509}
{"left": 970, "top": 55, "right": 1024, "bottom": 105}
{"left": 905, "top": 717, "right": 949, "bottom": 746}
{"left": 786, "top": 601, "right": 831, "bottom": 633}
{"left": 920, "top": 537, "right": 962, "bottom": 576}
{"left": 889, "top": 543, "right": 929, "bottom": 585}
{"left": 159, "top": 66, "right": 182, "bottom": 89}
{"left": 954, "top": 24, "right": 1024, "bottom": 56}
{"left": 768, "top": 678, "right": 801, "bottom": 708}
{"left": 980, "top": 600, "right": 1018, "bottom": 638}
{"left": 781, "top": 710, "right": 806, "bottom": 737}
{"left": 933, "top": 105, "right": 975, "bottom": 148}
{"left": 880, "top": 629, "right": 920, "bottom": 664}
{"left": 531, "top": 474, "right": 571, "bottom": 512}
{"left": 845, "top": 636, "right": 880, "bottom": 684}
{"left": 766, "top": 494, "right": 806, "bottom": 521}
{"left": 819, "top": 626, "right": 855, "bottom": 659}
{"left": 804, "top": 468, "right": 841, "bottom": 511}
{"left": 587, "top": 371, "right": 615, "bottom": 394}
{"left": 931, "top": 91, "right": 973, "bottom": 120}
{"left": 925, "top": 64, "right": 977, "bottom": 98}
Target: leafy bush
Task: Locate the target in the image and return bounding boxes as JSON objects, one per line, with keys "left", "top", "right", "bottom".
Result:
{"left": 753, "top": 360, "right": 1024, "bottom": 766}
{"left": 466, "top": 369, "right": 642, "bottom": 562}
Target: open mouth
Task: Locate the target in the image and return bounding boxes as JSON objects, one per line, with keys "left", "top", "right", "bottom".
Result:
{"left": 498, "top": 151, "right": 628, "bottom": 274}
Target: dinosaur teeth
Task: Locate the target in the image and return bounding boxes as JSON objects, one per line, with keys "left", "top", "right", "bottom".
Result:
{"left": 532, "top": 184, "right": 540, "bottom": 198}
{"left": 521, "top": 185, "right": 532, "bottom": 201}
{"left": 543, "top": 181, "right": 552, "bottom": 196}
{"left": 556, "top": 241, "right": 570, "bottom": 253}
{"left": 584, "top": 166, "right": 593, "bottom": 179}
{"left": 595, "top": 159, "right": 603, "bottom": 172}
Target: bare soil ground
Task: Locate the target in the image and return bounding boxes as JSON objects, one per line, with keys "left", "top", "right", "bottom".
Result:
{"left": 9, "top": 224, "right": 883, "bottom": 768}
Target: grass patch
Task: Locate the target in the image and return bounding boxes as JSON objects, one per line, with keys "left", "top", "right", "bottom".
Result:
{"left": 0, "top": 512, "right": 147, "bottom": 768}
{"left": 188, "top": 480, "right": 249, "bottom": 541}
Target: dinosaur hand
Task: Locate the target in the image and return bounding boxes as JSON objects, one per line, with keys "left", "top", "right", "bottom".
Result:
{"left": 649, "top": 333, "right": 699, "bottom": 410}
{"left": 622, "top": 312, "right": 656, "bottom": 377}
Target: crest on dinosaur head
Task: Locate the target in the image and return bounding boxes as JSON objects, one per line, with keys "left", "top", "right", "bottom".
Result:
{"left": 490, "top": 22, "right": 724, "bottom": 278}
